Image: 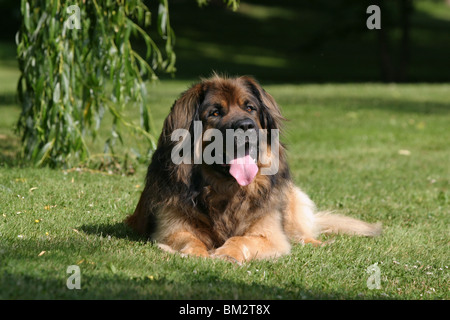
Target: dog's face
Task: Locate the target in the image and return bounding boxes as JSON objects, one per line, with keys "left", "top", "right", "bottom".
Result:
{"left": 198, "top": 79, "right": 264, "bottom": 184}
{"left": 162, "top": 75, "right": 284, "bottom": 187}
{"left": 199, "top": 81, "right": 261, "bottom": 133}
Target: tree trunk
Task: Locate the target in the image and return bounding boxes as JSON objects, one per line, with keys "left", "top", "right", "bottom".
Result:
{"left": 377, "top": 27, "right": 395, "bottom": 82}
{"left": 398, "top": 0, "right": 413, "bottom": 82}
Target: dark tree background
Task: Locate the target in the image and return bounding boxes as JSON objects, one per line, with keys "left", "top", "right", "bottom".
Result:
{"left": 2, "top": 0, "right": 449, "bottom": 83}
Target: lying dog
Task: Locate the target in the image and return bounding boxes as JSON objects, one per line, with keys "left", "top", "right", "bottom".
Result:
{"left": 125, "top": 75, "right": 381, "bottom": 263}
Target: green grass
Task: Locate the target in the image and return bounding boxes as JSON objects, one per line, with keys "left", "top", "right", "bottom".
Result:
{"left": 0, "top": 0, "right": 449, "bottom": 300}
{"left": 1, "top": 70, "right": 449, "bottom": 299}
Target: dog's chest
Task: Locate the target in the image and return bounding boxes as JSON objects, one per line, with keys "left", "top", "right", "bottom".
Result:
{"left": 199, "top": 188, "right": 263, "bottom": 243}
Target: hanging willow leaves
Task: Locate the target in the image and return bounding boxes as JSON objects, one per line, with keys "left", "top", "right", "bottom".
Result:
{"left": 16, "top": 0, "right": 174, "bottom": 167}
{"left": 16, "top": 0, "right": 239, "bottom": 168}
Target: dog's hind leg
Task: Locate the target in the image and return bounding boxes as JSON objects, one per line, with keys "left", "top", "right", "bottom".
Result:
{"left": 283, "top": 185, "right": 322, "bottom": 245}
{"left": 284, "top": 185, "right": 382, "bottom": 242}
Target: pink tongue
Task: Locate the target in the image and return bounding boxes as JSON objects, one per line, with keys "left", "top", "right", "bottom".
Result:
{"left": 229, "top": 155, "right": 258, "bottom": 186}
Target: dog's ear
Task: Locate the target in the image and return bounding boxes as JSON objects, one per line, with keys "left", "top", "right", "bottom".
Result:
{"left": 240, "top": 76, "right": 289, "bottom": 179}
{"left": 154, "top": 82, "right": 207, "bottom": 188}
{"left": 160, "top": 83, "right": 206, "bottom": 143}
{"left": 239, "top": 76, "right": 285, "bottom": 131}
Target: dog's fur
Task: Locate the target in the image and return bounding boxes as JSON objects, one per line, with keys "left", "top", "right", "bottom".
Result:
{"left": 125, "top": 75, "right": 382, "bottom": 263}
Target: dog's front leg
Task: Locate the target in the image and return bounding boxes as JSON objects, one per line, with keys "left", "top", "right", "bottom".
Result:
{"left": 213, "top": 212, "right": 291, "bottom": 263}
{"left": 153, "top": 209, "right": 211, "bottom": 258}
{"left": 158, "top": 230, "right": 210, "bottom": 258}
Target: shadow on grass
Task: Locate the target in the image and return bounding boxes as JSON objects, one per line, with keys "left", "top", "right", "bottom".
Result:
{"left": 0, "top": 93, "right": 17, "bottom": 105}
{"left": 279, "top": 95, "right": 450, "bottom": 115}
{"left": 0, "top": 132, "right": 20, "bottom": 166}
{"left": 0, "top": 262, "right": 385, "bottom": 300}
{"left": 0, "top": 229, "right": 392, "bottom": 299}
{"left": 0, "top": 270, "right": 329, "bottom": 300}
{"left": 79, "top": 221, "right": 147, "bottom": 242}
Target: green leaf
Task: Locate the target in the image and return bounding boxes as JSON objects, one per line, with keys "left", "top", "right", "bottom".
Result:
{"left": 35, "top": 139, "right": 55, "bottom": 167}
{"left": 53, "top": 82, "right": 60, "bottom": 103}
{"left": 23, "top": 1, "right": 30, "bottom": 31}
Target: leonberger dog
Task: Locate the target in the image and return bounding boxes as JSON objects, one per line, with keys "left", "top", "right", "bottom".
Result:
{"left": 125, "top": 75, "right": 381, "bottom": 263}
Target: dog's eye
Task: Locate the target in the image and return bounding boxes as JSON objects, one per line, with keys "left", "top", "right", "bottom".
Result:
{"left": 246, "top": 105, "right": 256, "bottom": 112}
{"left": 209, "top": 110, "right": 220, "bottom": 117}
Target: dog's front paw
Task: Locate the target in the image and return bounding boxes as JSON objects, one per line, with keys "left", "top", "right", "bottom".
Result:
{"left": 158, "top": 242, "right": 209, "bottom": 258}
{"left": 212, "top": 243, "right": 250, "bottom": 264}
{"left": 180, "top": 244, "right": 210, "bottom": 258}
{"left": 302, "top": 237, "right": 323, "bottom": 247}
{"left": 212, "top": 252, "right": 243, "bottom": 265}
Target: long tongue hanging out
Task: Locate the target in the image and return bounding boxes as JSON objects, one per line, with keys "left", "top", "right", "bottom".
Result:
{"left": 229, "top": 154, "right": 258, "bottom": 186}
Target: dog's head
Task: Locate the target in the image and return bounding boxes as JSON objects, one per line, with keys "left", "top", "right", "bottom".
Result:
{"left": 159, "top": 75, "right": 285, "bottom": 188}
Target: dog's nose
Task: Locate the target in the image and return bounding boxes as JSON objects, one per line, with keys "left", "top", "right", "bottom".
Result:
{"left": 234, "top": 118, "right": 256, "bottom": 131}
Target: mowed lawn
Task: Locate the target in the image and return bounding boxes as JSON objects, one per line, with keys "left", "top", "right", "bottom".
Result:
{"left": 0, "top": 66, "right": 449, "bottom": 299}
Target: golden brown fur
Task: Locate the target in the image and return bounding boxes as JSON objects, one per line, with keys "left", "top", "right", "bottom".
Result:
{"left": 125, "top": 75, "right": 382, "bottom": 263}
